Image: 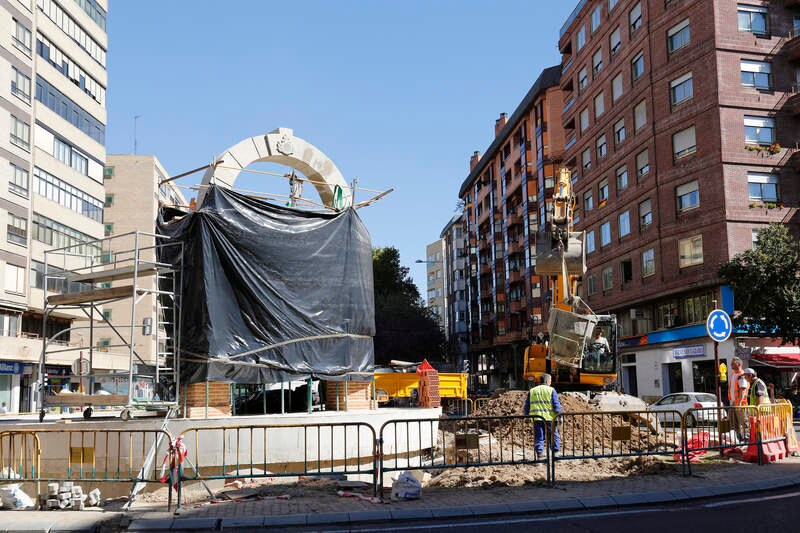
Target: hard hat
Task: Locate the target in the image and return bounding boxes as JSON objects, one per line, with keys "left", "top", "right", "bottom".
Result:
{"left": 743, "top": 368, "right": 757, "bottom": 376}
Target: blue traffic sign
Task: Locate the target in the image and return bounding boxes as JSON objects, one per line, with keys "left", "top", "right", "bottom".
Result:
{"left": 706, "top": 309, "right": 732, "bottom": 343}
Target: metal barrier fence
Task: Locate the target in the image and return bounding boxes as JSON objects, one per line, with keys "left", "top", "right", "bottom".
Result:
{"left": 0, "top": 431, "right": 41, "bottom": 494}
{"left": 178, "top": 422, "right": 378, "bottom": 506}
{"left": 379, "top": 415, "right": 551, "bottom": 491}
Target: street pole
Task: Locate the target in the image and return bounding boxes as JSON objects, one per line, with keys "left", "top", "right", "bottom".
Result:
{"left": 714, "top": 340, "right": 721, "bottom": 409}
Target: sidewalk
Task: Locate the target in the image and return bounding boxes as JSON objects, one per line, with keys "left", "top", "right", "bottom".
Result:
{"left": 3, "top": 456, "right": 800, "bottom": 532}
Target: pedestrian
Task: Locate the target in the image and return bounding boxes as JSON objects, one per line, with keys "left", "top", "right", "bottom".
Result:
{"left": 728, "top": 356, "right": 749, "bottom": 440}
{"left": 523, "top": 373, "right": 562, "bottom": 459}
{"left": 743, "top": 368, "right": 769, "bottom": 406}
{"left": 0, "top": 401, "right": 7, "bottom": 414}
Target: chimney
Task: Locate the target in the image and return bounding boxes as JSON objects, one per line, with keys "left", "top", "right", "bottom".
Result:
{"left": 495, "top": 112, "right": 508, "bottom": 136}
{"left": 469, "top": 151, "right": 481, "bottom": 171}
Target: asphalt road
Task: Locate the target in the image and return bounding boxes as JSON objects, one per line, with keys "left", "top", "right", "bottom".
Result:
{"left": 326, "top": 487, "right": 800, "bottom": 533}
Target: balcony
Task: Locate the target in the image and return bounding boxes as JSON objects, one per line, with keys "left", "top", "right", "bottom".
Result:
{"left": 785, "top": 91, "right": 800, "bottom": 115}
{"left": 507, "top": 240, "right": 521, "bottom": 255}
{"left": 508, "top": 269, "right": 523, "bottom": 284}
{"left": 507, "top": 211, "right": 523, "bottom": 227}
{"left": 563, "top": 95, "right": 575, "bottom": 114}
{"left": 479, "top": 262, "right": 491, "bottom": 275}
{"left": 509, "top": 300, "right": 523, "bottom": 314}
{"left": 786, "top": 31, "right": 800, "bottom": 62}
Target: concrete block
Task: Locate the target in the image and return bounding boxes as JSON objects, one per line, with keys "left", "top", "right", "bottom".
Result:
{"left": 171, "top": 518, "right": 219, "bottom": 530}
{"left": 544, "top": 498, "right": 583, "bottom": 511}
{"left": 643, "top": 491, "right": 677, "bottom": 503}
{"left": 668, "top": 489, "right": 691, "bottom": 500}
{"left": 507, "top": 500, "right": 548, "bottom": 513}
{"left": 578, "top": 495, "right": 617, "bottom": 508}
{"left": 470, "top": 503, "right": 512, "bottom": 516}
{"left": 220, "top": 516, "right": 266, "bottom": 528}
{"left": 305, "top": 512, "right": 350, "bottom": 525}
{"left": 683, "top": 487, "right": 716, "bottom": 499}
{"left": 389, "top": 508, "right": 434, "bottom": 520}
{"left": 262, "top": 515, "right": 308, "bottom": 527}
{"left": 348, "top": 510, "right": 393, "bottom": 523}
{"left": 128, "top": 520, "right": 174, "bottom": 531}
{"left": 429, "top": 506, "right": 472, "bottom": 518}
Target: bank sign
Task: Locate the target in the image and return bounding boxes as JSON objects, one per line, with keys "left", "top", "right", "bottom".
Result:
{"left": 0, "top": 361, "right": 23, "bottom": 374}
{"left": 673, "top": 345, "right": 705, "bottom": 359}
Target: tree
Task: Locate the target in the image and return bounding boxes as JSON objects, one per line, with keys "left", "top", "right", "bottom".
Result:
{"left": 718, "top": 224, "right": 800, "bottom": 345}
{"left": 372, "top": 247, "right": 445, "bottom": 365}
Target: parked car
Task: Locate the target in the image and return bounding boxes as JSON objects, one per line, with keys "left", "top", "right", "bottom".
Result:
{"left": 648, "top": 392, "right": 723, "bottom": 427}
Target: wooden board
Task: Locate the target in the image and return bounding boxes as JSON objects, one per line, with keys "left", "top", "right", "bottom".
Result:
{"left": 43, "top": 393, "right": 129, "bottom": 407}
{"left": 66, "top": 263, "right": 171, "bottom": 284}
{"left": 47, "top": 285, "right": 135, "bottom": 306}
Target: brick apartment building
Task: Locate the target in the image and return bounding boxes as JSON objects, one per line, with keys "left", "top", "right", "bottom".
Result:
{"left": 458, "top": 66, "right": 565, "bottom": 390}
{"left": 558, "top": 0, "right": 800, "bottom": 399}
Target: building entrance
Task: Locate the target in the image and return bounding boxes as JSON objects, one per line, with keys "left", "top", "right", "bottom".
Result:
{"left": 692, "top": 360, "right": 716, "bottom": 394}
{"left": 663, "top": 362, "right": 683, "bottom": 394}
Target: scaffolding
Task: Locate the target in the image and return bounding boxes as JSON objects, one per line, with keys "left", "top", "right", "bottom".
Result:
{"left": 36, "top": 231, "right": 183, "bottom": 421}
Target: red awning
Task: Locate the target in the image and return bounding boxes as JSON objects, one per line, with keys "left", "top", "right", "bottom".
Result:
{"left": 751, "top": 352, "right": 800, "bottom": 367}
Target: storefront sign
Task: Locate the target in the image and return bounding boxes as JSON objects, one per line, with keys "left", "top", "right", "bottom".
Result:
{"left": 673, "top": 345, "right": 705, "bottom": 359}
{"left": 0, "top": 361, "right": 23, "bottom": 374}
{"left": 45, "top": 365, "right": 71, "bottom": 376}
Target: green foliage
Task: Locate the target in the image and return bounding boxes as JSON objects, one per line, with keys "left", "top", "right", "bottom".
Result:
{"left": 372, "top": 247, "right": 445, "bottom": 365}
{"left": 718, "top": 224, "right": 800, "bottom": 345}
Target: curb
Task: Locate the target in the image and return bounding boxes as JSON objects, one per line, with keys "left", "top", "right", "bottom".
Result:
{"left": 124, "top": 473, "right": 800, "bottom": 530}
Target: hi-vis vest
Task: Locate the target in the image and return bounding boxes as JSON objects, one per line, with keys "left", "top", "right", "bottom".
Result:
{"left": 529, "top": 385, "right": 557, "bottom": 421}
{"left": 749, "top": 378, "right": 768, "bottom": 406}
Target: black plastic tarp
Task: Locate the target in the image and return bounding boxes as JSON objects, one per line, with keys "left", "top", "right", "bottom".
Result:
{"left": 158, "top": 185, "right": 375, "bottom": 384}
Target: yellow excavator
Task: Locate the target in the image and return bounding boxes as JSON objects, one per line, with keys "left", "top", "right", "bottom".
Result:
{"left": 523, "top": 167, "right": 619, "bottom": 390}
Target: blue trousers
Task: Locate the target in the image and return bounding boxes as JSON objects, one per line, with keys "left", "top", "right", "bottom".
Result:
{"left": 533, "top": 420, "right": 560, "bottom": 454}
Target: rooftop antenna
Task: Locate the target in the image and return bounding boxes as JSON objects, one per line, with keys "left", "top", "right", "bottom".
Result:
{"left": 134, "top": 114, "right": 142, "bottom": 154}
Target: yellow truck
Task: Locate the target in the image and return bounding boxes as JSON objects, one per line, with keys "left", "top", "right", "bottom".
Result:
{"left": 374, "top": 372, "right": 468, "bottom": 404}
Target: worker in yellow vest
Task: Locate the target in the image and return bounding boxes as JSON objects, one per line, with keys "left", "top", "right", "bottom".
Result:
{"left": 743, "top": 368, "right": 769, "bottom": 406}
{"left": 523, "top": 373, "right": 562, "bottom": 459}
{"left": 728, "top": 356, "right": 750, "bottom": 440}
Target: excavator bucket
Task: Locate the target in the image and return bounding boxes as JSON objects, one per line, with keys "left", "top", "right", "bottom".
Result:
{"left": 546, "top": 308, "right": 598, "bottom": 367}
{"left": 534, "top": 231, "right": 587, "bottom": 276}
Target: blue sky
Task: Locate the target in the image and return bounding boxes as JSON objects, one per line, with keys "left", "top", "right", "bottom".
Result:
{"left": 106, "top": 1, "right": 576, "bottom": 294}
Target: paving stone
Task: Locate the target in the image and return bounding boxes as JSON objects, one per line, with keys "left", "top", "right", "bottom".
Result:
{"left": 389, "top": 508, "right": 434, "bottom": 520}
{"left": 348, "top": 510, "right": 393, "bottom": 523}
{"left": 543, "top": 498, "right": 583, "bottom": 511}
{"left": 171, "top": 518, "right": 219, "bottom": 530}
{"left": 305, "top": 512, "right": 350, "bottom": 525}
{"left": 578, "top": 495, "right": 617, "bottom": 508}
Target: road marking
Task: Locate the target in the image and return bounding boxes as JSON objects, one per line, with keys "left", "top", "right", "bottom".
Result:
{"left": 703, "top": 490, "right": 800, "bottom": 508}
{"left": 344, "top": 508, "right": 658, "bottom": 532}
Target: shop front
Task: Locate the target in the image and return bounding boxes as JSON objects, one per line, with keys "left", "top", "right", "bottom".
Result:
{"left": 0, "top": 361, "right": 23, "bottom": 413}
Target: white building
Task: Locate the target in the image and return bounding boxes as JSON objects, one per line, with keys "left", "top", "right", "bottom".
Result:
{"left": 0, "top": 0, "right": 108, "bottom": 412}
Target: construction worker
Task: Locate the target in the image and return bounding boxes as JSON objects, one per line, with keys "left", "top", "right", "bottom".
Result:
{"left": 728, "top": 356, "right": 749, "bottom": 440}
{"left": 743, "top": 368, "right": 769, "bottom": 406}
{"left": 523, "top": 373, "right": 562, "bottom": 459}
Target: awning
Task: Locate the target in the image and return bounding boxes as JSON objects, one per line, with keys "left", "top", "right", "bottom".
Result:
{"left": 750, "top": 352, "right": 800, "bottom": 368}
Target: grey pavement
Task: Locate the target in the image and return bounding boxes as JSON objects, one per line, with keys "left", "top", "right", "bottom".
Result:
{"left": 3, "top": 454, "right": 800, "bottom": 532}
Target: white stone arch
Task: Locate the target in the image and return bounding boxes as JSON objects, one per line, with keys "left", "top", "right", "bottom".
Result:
{"left": 198, "top": 127, "right": 352, "bottom": 209}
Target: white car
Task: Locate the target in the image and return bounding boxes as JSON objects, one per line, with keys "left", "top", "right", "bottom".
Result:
{"left": 648, "top": 392, "right": 723, "bottom": 427}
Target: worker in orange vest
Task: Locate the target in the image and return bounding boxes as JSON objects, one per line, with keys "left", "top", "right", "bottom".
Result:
{"left": 728, "top": 356, "right": 749, "bottom": 441}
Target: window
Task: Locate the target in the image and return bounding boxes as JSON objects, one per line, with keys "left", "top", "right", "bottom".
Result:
{"left": 670, "top": 72, "right": 693, "bottom": 105}
{"left": 11, "top": 67, "right": 30, "bottom": 102}
{"left": 599, "top": 178, "right": 609, "bottom": 202}
{"left": 582, "top": 148, "right": 592, "bottom": 169}
{"left": 642, "top": 248, "right": 655, "bottom": 277}
{"left": 9, "top": 164, "right": 28, "bottom": 197}
{"left": 601, "top": 221, "right": 612, "bottom": 246}
{"left": 596, "top": 134, "right": 607, "bottom": 158}
{"left": 579, "top": 66, "right": 589, "bottom": 90}
{"left": 102, "top": 310, "right": 112, "bottom": 321}
{"left": 7, "top": 214, "right": 26, "bottom": 246}
{"left": 612, "top": 73, "right": 623, "bottom": 100}
{"left": 586, "top": 230, "right": 596, "bottom": 253}
{"left": 577, "top": 26, "right": 586, "bottom": 50}
{"left": 630, "top": 2, "right": 642, "bottom": 33}
{"left": 36, "top": 34, "right": 106, "bottom": 105}
{"left": 636, "top": 149, "right": 650, "bottom": 176}
{"left": 52, "top": 138, "right": 89, "bottom": 175}
{"left": 74, "top": 0, "right": 107, "bottom": 30}
{"left": 738, "top": 4, "right": 768, "bottom": 35}
{"left": 747, "top": 172, "right": 779, "bottom": 202}
{"left": 33, "top": 168, "right": 103, "bottom": 221}
{"left": 668, "top": 19, "right": 690, "bottom": 53}
{"left": 587, "top": 274, "right": 597, "bottom": 295}
{"left": 609, "top": 0, "right": 619, "bottom": 11}
{"left": 610, "top": 27, "right": 621, "bottom": 54}
{"left": 584, "top": 191, "right": 594, "bottom": 211}
{"left": 616, "top": 165, "right": 629, "bottom": 190}
{"left": 35, "top": 77, "right": 105, "bottom": 144}
{"left": 602, "top": 266, "right": 614, "bottom": 290}
{"left": 676, "top": 180, "right": 699, "bottom": 212}
{"left": 4, "top": 264, "right": 24, "bottom": 294}
{"left": 672, "top": 126, "right": 697, "bottom": 158}
{"left": 593, "top": 49, "right": 603, "bottom": 75}
{"left": 639, "top": 199, "right": 653, "bottom": 227}
{"left": 634, "top": 100, "right": 647, "bottom": 130}
{"left": 744, "top": 116, "right": 775, "bottom": 145}
{"left": 12, "top": 19, "right": 31, "bottom": 55}
{"left": 104, "top": 194, "right": 114, "bottom": 207}
{"left": 594, "top": 92, "right": 605, "bottom": 117}
{"left": 741, "top": 60, "right": 772, "bottom": 90}
{"left": 678, "top": 235, "right": 703, "bottom": 267}
{"left": 36, "top": 0, "right": 107, "bottom": 66}
{"left": 631, "top": 53, "right": 645, "bottom": 82}
{"left": 621, "top": 259, "right": 633, "bottom": 283}
{"left": 591, "top": 5, "right": 602, "bottom": 32}
{"left": 614, "top": 118, "right": 626, "bottom": 144}
{"left": 580, "top": 107, "right": 590, "bottom": 132}
{"left": 618, "top": 211, "right": 631, "bottom": 237}
{"left": 10, "top": 116, "right": 29, "bottom": 150}
{"left": 104, "top": 223, "right": 113, "bottom": 236}
{"left": 31, "top": 213, "right": 101, "bottom": 256}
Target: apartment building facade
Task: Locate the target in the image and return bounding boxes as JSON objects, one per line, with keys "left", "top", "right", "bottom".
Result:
{"left": 558, "top": 0, "right": 800, "bottom": 399}
{"left": 0, "top": 0, "right": 108, "bottom": 412}
{"left": 423, "top": 239, "right": 446, "bottom": 331}
{"left": 458, "top": 66, "right": 565, "bottom": 390}
{"left": 439, "top": 214, "right": 468, "bottom": 368}
{"left": 103, "top": 155, "right": 187, "bottom": 369}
